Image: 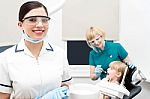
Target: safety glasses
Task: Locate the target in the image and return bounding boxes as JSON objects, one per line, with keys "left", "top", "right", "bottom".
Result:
{"left": 22, "top": 16, "right": 51, "bottom": 26}
{"left": 88, "top": 35, "right": 102, "bottom": 45}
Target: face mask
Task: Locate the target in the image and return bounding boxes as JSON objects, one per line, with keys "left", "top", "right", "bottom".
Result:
{"left": 91, "top": 41, "right": 105, "bottom": 53}
{"left": 92, "top": 46, "right": 102, "bottom": 53}
{"left": 22, "top": 32, "right": 47, "bottom": 43}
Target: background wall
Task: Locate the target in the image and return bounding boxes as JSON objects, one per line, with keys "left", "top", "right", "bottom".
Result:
{"left": 62, "top": 0, "right": 119, "bottom": 40}
{"left": 119, "top": 0, "right": 150, "bottom": 97}
{"left": 119, "top": 0, "right": 150, "bottom": 82}
{"left": 0, "top": 0, "right": 21, "bottom": 46}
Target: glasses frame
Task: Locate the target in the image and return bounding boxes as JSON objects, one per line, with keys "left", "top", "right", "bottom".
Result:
{"left": 21, "top": 16, "right": 51, "bottom": 25}
{"left": 88, "top": 35, "right": 102, "bottom": 45}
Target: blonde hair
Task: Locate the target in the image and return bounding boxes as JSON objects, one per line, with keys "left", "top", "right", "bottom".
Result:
{"left": 109, "top": 61, "right": 128, "bottom": 83}
{"left": 85, "top": 26, "right": 105, "bottom": 48}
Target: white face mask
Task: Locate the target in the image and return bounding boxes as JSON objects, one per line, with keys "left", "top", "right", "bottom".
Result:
{"left": 91, "top": 41, "right": 105, "bottom": 53}
{"left": 92, "top": 47, "right": 102, "bottom": 53}
{"left": 22, "top": 32, "right": 47, "bottom": 43}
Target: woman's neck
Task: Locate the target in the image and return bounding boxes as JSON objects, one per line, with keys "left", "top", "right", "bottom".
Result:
{"left": 25, "top": 40, "right": 43, "bottom": 58}
{"left": 99, "top": 40, "right": 105, "bottom": 50}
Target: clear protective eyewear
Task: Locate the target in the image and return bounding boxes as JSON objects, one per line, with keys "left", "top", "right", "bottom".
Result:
{"left": 88, "top": 35, "right": 102, "bottom": 45}
{"left": 22, "top": 16, "right": 50, "bottom": 25}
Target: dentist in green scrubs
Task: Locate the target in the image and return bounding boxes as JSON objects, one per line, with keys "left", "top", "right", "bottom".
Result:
{"left": 85, "top": 26, "right": 145, "bottom": 99}
{"left": 85, "top": 26, "right": 133, "bottom": 80}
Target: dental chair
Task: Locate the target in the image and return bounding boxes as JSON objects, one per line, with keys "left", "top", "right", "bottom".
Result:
{"left": 123, "top": 85, "right": 141, "bottom": 99}
{"left": 123, "top": 64, "right": 146, "bottom": 99}
{"left": 0, "top": 45, "right": 14, "bottom": 53}
{"left": 96, "top": 67, "right": 130, "bottom": 99}
{"left": 96, "top": 64, "right": 146, "bottom": 99}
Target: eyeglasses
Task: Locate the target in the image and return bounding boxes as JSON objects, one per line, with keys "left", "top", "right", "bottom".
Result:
{"left": 88, "top": 35, "right": 102, "bottom": 45}
{"left": 22, "top": 16, "right": 50, "bottom": 25}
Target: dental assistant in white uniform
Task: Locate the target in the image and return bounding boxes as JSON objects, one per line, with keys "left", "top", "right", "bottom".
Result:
{"left": 0, "top": 1, "right": 72, "bottom": 99}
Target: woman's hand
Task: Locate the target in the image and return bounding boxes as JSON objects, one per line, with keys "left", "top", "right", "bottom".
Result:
{"left": 36, "top": 86, "right": 69, "bottom": 99}
{"left": 90, "top": 66, "right": 101, "bottom": 80}
{"left": 94, "top": 65, "right": 104, "bottom": 77}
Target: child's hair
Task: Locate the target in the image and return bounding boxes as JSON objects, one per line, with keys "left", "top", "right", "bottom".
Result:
{"left": 109, "top": 61, "right": 128, "bottom": 83}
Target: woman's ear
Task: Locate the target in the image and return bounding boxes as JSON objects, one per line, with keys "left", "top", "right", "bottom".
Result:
{"left": 18, "top": 22, "right": 22, "bottom": 28}
{"left": 18, "top": 21, "right": 24, "bottom": 31}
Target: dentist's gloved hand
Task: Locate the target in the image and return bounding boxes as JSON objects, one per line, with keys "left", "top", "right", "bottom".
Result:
{"left": 35, "top": 86, "right": 69, "bottom": 99}
{"left": 94, "top": 65, "right": 104, "bottom": 78}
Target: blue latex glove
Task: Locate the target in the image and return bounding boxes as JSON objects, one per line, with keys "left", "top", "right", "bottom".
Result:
{"left": 35, "top": 86, "right": 69, "bottom": 99}
{"left": 94, "top": 65, "right": 104, "bottom": 77}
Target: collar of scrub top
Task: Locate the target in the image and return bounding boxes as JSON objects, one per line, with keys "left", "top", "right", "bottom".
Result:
{"left": 93, "top": 41, "right": 107, "bottom": 53}
{"left": 15, "top": 38, "right": 54, "bottom": 53}
{"left": 103, "top": 40, "right": 114, "bottom": 58}
{"left": 92, "top": 41, "right": 112, "bottom": 57}
{"left": 103, "top": 40, "right": 112, "bottom": 51}
{"left": 100, "top": 40, "right": 112, "bottom": 51}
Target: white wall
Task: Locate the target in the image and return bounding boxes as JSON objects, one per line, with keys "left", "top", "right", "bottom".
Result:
{"left": 62, "top": 0, "right": 119, "bottom": 40}
{"left": 119, "top": 0, "right": 150, "bottom": 82}
{"left": 47, "top": 9, "right": 66, "bottom": 49}
{"left": 0, "top": 0, "right": 21, "bottom": 46}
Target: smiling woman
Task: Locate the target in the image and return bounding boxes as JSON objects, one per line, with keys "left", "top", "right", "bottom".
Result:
{"left": 0, "top": 1, "right": 72, "bottom": 99}
{"left": 0, "top": 0, "right": 65, "bottom": 46}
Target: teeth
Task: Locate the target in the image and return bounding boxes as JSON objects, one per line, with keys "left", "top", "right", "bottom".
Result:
{"left": 34, "top": 30, "right": 43, "bottom": 33}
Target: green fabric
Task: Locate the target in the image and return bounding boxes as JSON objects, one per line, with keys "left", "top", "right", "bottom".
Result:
{"left": 89, "top": 41, "right": 128, "bottom": 79}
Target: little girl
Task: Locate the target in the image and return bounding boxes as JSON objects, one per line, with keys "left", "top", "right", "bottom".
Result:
{"left": 99, "top": 61, "right": 128, "bottom": 99}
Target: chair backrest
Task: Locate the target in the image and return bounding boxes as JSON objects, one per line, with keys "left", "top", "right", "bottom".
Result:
{"left": 124, "top": 66, "right": 142, "bottom": 99}
{"left": 0, "top": 45, "right": 14, "bottom": 53}
{"left": 123, "top": 85, "right": 142, "bottom": 99}
{"left": 120, "top": 67, "right": 128, "bottom": 86}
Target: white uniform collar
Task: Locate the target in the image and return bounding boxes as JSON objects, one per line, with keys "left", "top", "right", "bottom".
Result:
{"left": 15, "top": 38, "right": 54, "bottom": 54}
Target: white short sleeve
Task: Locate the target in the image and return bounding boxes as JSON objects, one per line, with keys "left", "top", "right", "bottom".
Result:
{"left": 62, "top": 51, "right": 72, "bottom": 83}
{"left": 0, "top": 53, "right": 12, "bottom": 93}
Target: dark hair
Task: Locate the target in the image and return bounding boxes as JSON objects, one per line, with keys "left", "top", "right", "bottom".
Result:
{"left": 19, "top": 1, "right": 48, "bottom": 22}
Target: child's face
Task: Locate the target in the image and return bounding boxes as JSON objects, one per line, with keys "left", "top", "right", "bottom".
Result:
{"left": 107, "top": 67, "right": 119, "bottom": 80}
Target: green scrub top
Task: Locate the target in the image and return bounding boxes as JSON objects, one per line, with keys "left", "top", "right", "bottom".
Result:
{"left": 89, "top": 41, "right": 128, "bottom": 79}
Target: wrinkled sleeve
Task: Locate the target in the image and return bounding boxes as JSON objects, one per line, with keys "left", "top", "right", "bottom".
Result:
{"left": 117, "top": 43, "right": 128, "bottom": 60}
{"left": 62, "top": 51, "right": 72, "bottom": 83}
{"left": 0, "top": 53, "right": 12, "bottom": 93}
{"left": 89, "top": 51, "right": 96, "bottom": 67}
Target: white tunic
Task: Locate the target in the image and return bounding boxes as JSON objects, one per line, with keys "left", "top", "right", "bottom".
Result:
{"left": 0, "top": 39, "right": 72, "bottom": 99}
